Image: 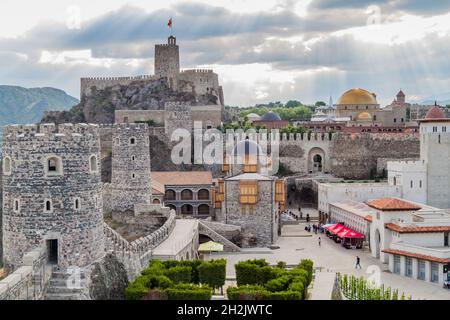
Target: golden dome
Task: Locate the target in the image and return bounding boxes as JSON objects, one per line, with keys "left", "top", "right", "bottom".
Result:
{"left": 356, "top": 112, "right": 372, "bottom": 121}
{"left": 337, "top": 88, "right": 378, "bottom": 105}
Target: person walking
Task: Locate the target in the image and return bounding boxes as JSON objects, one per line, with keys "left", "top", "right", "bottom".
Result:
{"left": 306, "top": 214, "right": 310, "bottom": 223}
{"left": 355, "top": 256, "right": 362, "bottom": 269}
{"left": 299, "top": 207, "right": 303, "bottom": 220}
{"left": 318, "top": 237, "right": 321, "bottom": 247}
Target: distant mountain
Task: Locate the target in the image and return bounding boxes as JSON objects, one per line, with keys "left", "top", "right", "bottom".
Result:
{"left": 0, "top": 85, "right": 78, "bottom": 126}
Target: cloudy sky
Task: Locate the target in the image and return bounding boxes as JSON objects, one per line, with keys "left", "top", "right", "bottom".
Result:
{"left": 1, "top": 0, "right": 450, "bottom": 106}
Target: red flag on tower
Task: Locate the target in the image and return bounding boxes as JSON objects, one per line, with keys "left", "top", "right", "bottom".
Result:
{"left": 168, "top": 18, "right": 172, "bottom": 28}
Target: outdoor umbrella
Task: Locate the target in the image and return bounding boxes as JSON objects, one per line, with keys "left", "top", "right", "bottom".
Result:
{"left": 198, "top": 241, "right": 224, "bottom": 252}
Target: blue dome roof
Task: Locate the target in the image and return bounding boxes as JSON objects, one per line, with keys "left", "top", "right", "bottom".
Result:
{"left": 260, "top": 111, "right": 281, "bottom": 121}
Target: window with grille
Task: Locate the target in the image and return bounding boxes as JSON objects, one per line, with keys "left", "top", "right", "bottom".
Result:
{"left": 239, "top": 181, "right": 258, "bottom": 205}
{"left": 431, "top": 262, "right": 439, "bottom": 283}
{"left": 275, "top": 180, "right": 285, "bottom": 203}
{"left": 418, "top": 260, "right": 426, "bottom": 280}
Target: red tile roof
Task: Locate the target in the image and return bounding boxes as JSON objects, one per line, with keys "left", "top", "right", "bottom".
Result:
{"left": 385, "top": 223, "right": 450, "bottom": 233}
{"left": 366, "top": 198, "right": 422, "bottom": 211}
{"left": 382, "top": 249, "right": 450, "bottom": 264}
{"left": 152, "top": 171, "right": 212, "bottom": 186}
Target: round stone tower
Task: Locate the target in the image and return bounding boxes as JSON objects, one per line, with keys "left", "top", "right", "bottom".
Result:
{"left": 110, "top": 123, "right": 152, "bottom": 212}
{"left": 2, "top": 123, "right": 105, "bottom": 270}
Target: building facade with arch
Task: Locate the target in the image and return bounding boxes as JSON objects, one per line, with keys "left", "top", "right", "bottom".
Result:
{"left": 152, "top": 171, "right": 213, "bottom": 217}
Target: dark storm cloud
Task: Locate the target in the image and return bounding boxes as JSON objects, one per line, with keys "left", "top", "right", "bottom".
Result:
{"left": 1, "top": 1, "right": 450, "bottom": 105}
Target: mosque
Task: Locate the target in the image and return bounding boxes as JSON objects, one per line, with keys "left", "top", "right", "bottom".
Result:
{"left": 335, "top": 88, "right": 408, "bottom": 127}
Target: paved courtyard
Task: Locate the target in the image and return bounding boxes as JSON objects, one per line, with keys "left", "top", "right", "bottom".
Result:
{"left": 206, "top": 223, "right": 450, "bottom": 300}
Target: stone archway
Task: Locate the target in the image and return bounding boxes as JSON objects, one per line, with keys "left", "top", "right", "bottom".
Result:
{"left": 308, "top": 147, "right": 325, "bottom": 173}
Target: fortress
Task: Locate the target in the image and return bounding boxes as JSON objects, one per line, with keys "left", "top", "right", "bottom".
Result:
{"left": 80, "top": 36, "right": 224, "bottom": 106}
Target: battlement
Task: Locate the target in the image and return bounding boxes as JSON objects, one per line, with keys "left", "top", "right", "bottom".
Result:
{"left": 113, "top": 123, "right": 149, "bottom": 131}
{"left": 81, "top": 74, "right": 158, "bottom": 81}
{"left": 3, "top": 123, "right": 100, "bottom": 139}
{"left": 180, "top": 69, "right": 214, "bottom": 74}
{"left": 224, "top": 131, "right": 335, "bottom": 143}
{"left": 155, "top": 43, "right": 178, "bottom": 47}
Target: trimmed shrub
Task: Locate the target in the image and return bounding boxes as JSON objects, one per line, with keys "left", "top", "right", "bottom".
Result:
{"left": 165, "top": 266, "right": 192, "bottom": 284}
{"left": 165, "top": 284, "right": 212, "bottom": 300}
{"left": 235, "top": 261, "right": 260, "bottom": 286}
{"left": 227, "top": 285, "right": 268, "bottom": 300}
{"left": 143, "top": 289, "right": 168, "bottom": 300}
{"left": 125, "top": 276, "right": 149, "bottom": 300}
{"left": 265, "top": 275, "right": 291, "bottom": 292}
{"left": 298, "top": 259, "right": 313, "bottom": 285}
{"left": 147, "top": 275, "right": 173, "bottom": 289}
{"left": 266, "top": 291, "right": 302, "bottom": 300}
{"left": 198, "top": 259, "right": 226, "bottom": 290}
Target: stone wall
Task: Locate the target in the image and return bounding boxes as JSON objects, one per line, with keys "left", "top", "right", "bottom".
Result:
{"left": 80, "top": 75, "right": 158, "bottom": 98}
{"left": 2, "top": 123, "right": 105, "bottom": 269}
{"left": 104, "top": 210, "right": 176, "bottom": 279}
{"left": 0, "top": 246, "right": 51, "bottom": 300}
{"left": 329, "top": 133, "right": 420, "bottom": 179}
{"left": 164, "top": 102, "right": 192, "bottom": 137}
{"left": 223, "top": 179, "right": 278, "bottom": 247}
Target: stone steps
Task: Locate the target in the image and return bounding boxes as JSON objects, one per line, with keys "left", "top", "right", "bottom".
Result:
{"left": 44, "top": 269, "right": 86, "bottom": 300}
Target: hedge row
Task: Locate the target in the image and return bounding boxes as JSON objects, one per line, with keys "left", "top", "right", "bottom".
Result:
{"left": 125, "top": 259, "right": 226, "bottom": 300}
{"left": 228, "top": 259, "right": 314, "bottom": 300}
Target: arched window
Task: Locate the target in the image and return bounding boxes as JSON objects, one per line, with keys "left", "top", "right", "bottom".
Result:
{"left": 44, "top": 199, "right": 53, "bottom": 213}
{"left": 152, "top": 198, "right": 161, "bottom": 204}
{"left": 132, "top": 155, "right": 136, "bottom": 161}
{"left": 74, "top": 198, "right": 80, "bottom": 210}
{"left": 46, "top": 156, "right": 62, "bottom": 176}
{"left": 410, "top": 180, "right": 413, "bottom": 188}
{"left": 3, "top": 156, "right": 11, "bottom": 175}
{"left": 198, "top": 189, "right": 210, "bottom": 200}
{"left": 13, "top": 199, "right": 20, "bottom": 213}
{"left": 89, "top": 155, "right": 98, "bottom": 173}
{"left": 181, "top": 189, "right": 193, "bottom": 200}
{"left": 165, "top": 189, "right": 176, "bottom": 201}
{"left": 130, "top": 137, "right": 136, "bottom": 145}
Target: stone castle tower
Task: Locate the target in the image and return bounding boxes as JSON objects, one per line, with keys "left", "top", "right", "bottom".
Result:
{"left": 154, "top": 35, "right": 180, "bottom": 89}
{"left": 2, "top": 123, "right": 105, "bottom": 269}
{"left": 110, "top": 123, "right": 152, "bottom": 212}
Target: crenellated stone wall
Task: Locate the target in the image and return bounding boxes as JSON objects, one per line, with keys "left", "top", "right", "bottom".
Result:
{"left": 80, "top": 75, "right": 159, "bottom": 98}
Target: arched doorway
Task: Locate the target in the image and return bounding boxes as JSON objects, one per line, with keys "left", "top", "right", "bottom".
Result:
{"left": 313, "top": 154, "right": 323, "bottom": 172}
{"left": 197, "top": 204, "right": 210, "bottom": 215}
{"left": 308, "top": 147, "right": 325, "bottom": 173}
{"left": 181, "top": 204, "right": 193, "bottom": 215}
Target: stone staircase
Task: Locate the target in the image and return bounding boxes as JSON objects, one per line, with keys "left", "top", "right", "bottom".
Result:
{"left": 198, "top": 221, "right": 241, "bottom": 252}
{"left": 44, "top": 267, "right": 86, "bottom": 300}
